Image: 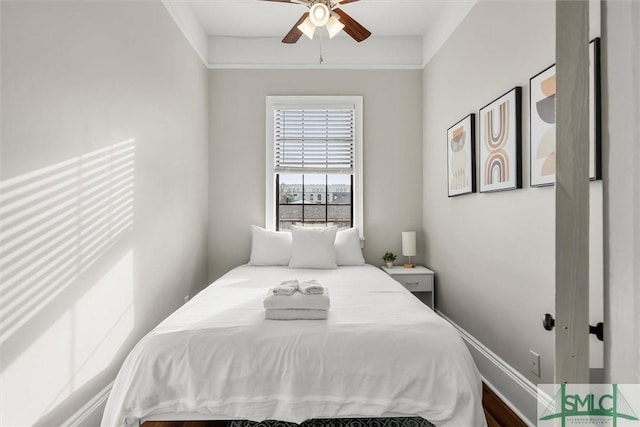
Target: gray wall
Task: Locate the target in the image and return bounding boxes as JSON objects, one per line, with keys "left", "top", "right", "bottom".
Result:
{"left": 602, "top": 0, "right": 640, "bottom": 384}
{"left": 0, "top": 1, "right": 209, "bottom": 425}
{"left": 422, "top": 0, "right": 603, "bottom": 384}
{"left": 208, "top": 69, "right": 423, "bottom": 281}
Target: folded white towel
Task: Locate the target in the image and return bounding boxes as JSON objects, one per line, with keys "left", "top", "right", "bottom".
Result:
{"left": 272, "top": 279, "right": 299, "bottom": 296}
{"left": 265, "top": 309, "right": 328, "bottom": 320}
{"left": 263, "top": 288, "right": 330, "bottom": 310}
{"left": 278, "top": 279, "right": 299, "bottom": 287}
{"left": 298, "top": 280, "right": 324, "bottom": 295}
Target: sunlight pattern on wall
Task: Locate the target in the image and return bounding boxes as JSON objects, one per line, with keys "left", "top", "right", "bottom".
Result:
{"left": 0, "top": 139, "right": 135, "bottom": 345}
{"left": 0, "top": 139, "right": 136, "bottom": 425}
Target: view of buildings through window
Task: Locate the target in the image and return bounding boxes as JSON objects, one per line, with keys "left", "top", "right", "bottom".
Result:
{"left": 277, "top": 173, "right": 352, "bottom": 230}
{"left": 268, "top": 98, "right": 361, "bottom": 232}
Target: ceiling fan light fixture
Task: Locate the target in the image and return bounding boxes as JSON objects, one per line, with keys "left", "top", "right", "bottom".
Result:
{"left": 265, "top": 0, "right": 370, "bottom": 45}
{"left": 309, "top": 2, "right": 330, "bottom": 27}
{"left": 326, "top": 15, "right": 344, "bottom": 38}
{"left": 297, "top": 16, "right": 316, "bottom": 40}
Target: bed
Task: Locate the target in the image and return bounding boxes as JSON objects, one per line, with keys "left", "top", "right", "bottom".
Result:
{"left": 101, "top": 263, "right": 486, "bottom": 427}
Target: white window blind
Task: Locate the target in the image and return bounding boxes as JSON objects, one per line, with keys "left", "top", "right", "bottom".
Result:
{"left": 274, "top": 108, "right": 354, "bottom": 173}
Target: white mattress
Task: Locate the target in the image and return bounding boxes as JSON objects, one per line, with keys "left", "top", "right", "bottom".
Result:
{"left": 102, "top": 265, "right": 486, "bottom": 427}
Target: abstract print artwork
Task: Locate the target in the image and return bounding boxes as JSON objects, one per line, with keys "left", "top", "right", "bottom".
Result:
{"left": 447, "top": 114, "right": 476, "bottom": 196}
{"left": 530, "top": 64, "right": 557, "bottom": 186}
{"left": 479, "top": 87, "right": 522, "bottom": 192}
{"left": 528, "top": 38, "right": 601, "bottom": 186}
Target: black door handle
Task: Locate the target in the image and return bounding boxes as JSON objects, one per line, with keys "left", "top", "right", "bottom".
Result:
{"left": 590, "top": 322, "right": 604, "bottom": 341}
{"left": 542, "top": 313, "right": 555, "bottom": 331}
{"left": 542, "top": 314, "right": 603, "bottom": 342}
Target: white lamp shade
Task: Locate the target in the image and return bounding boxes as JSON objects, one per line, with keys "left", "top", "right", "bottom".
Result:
{"left": 402, "top": 231, "right": 416, "bottom": 257}
{"left": 297, "top": 16, "right": 315, "bottom": 40}
{"left": 309, "top": 3, "right": 330, "bottom": 27}
{"left": 326, "top": 15, "right": 345, "bottom": 38}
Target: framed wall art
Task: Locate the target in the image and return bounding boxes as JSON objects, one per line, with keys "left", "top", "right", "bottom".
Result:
{"left": 530, "top": 64, "right": 556, "bottom": 187}
{"left": 478, "top": 87, "right": 522, "bottom": 193}
{"left": 528, "top": 37, "right": 601, "bottom": 187}
{"left": 447, "top": 114, "right": 476, "bottom": 196}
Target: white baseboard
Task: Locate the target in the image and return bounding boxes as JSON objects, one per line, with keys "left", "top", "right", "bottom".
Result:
{"left": 62, "top": 381, "right": 113, "bottom": 427}
{"left": 436, "top": 309, "right": 538, "bottom": 426}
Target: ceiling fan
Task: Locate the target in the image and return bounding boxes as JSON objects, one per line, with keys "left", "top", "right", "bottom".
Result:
{"left": 261, "top": 0, "right": 371, "bottom": 44}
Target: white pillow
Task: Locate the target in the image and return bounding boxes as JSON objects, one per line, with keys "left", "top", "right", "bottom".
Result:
{"left": 288, "top": 225, "right": 338, "bottom": 269}
{"left": 335, "top": 227, "right": 365, "bottom": 266}
{"left": 249, "top": 225, "right": 292, "bottom": 266}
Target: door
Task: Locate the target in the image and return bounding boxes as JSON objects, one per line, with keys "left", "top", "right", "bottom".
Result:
{"left": 554, "top": 0, "right": 591, "bottom": 384}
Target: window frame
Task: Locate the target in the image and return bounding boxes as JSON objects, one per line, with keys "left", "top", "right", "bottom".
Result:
{"left": 276, "top": 174, "right": 354, "bottom": 230}
{"left": 265, "top": 96, "right": 363, "bottom": 238}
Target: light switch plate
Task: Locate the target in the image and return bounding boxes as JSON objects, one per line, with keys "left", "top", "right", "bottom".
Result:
{"left": 529, "top": 350, "right": 541, "bottom": 377}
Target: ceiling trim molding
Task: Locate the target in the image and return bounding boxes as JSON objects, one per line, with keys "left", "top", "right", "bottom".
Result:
{"left": 162, "top": 1, "right": 476, "bottom": 70}
{"left": 207, "top": 35, "right": 424, "bottom": 70}
{"left": 207, "top": 63, "right": 424, "bottom": 70}
{"left": 161, "top": 0, "right": 209, "bottom": 66}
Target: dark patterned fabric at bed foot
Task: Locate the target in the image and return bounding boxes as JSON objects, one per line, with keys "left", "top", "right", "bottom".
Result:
{"left": 228, "top": 418, "right": 435, "bottom": 427}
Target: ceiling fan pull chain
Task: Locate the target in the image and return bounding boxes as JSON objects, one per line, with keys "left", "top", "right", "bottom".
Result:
{"left": 319, "top": 28, "right": 324, "bottom": 64}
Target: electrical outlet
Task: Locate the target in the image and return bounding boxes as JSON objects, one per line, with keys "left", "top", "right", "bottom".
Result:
{"left": 529, "top": 350, "right": 541, "bottom": 377}
{"left": 183, "top": 294, "right": 190, "bottom": 304}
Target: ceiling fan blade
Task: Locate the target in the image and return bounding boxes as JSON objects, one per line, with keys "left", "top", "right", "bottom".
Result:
{"left": 282, "top": 12, "right": 309, "bottom": 44}
{"left": 331, "top": 0, "right": 360, "bottom": 4}
{"left": 333, "top": 8, "right": 371, "bottom": 42}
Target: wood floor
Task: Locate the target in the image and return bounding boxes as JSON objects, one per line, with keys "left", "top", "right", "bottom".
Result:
{"left": 142, "top": 384, "right": 527, "bottom": 427}
{"left": 482, "top": 383, "right": 527, "bottom": 427}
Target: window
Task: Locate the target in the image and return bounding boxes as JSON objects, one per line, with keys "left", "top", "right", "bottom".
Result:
{"left": 266, "top": 96, "right": 363, "bottom": 236}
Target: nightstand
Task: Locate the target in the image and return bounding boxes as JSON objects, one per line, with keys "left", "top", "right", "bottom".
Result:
{"left": 381, "top": 265, "right": 435, "bottom": 309}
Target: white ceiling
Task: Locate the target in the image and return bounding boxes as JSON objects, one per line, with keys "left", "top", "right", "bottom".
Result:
{"left": 162, "top": 0, "right": 477, "bottom": 68}
{"left": 188, "top": 0, "right": 460, "bottom": 38}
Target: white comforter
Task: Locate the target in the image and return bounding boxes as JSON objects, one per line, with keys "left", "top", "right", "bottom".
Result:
{"left": 102, "top": 265, "right": 486, "bottom": 427}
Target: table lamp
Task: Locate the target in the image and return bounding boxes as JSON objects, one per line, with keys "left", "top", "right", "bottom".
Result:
{"left": 402, "top": 231, "right": 416, "bottom": 268}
